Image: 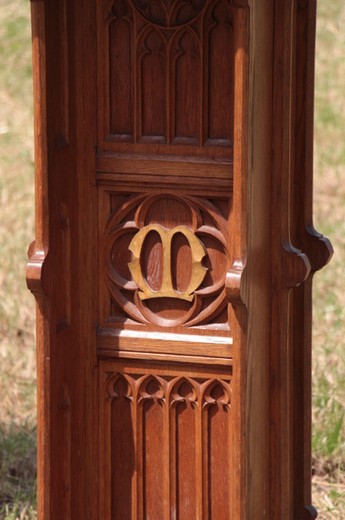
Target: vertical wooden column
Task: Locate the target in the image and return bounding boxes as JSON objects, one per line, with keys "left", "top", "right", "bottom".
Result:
{"left": 226, "top": 2, "right": 250, "bottom": 519}
{"left": 289, "top": 1, "right": 333, "bottom": 518}
{"left": 270, "top": 1, "right": 333, "bottom": 518}
{"left": 26, "top": 2, "right": 50, "bottom": 518}
{"left": 28, "top": 1, "right": 99, "bottom": 518}
{"left": 26, "top": 1, "right": 332, "bottom": 518}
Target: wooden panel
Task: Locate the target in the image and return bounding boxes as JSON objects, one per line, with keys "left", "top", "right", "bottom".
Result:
{"left": 55, "top": 202, "right": 71, "bottom": 333}
{"left": 205, "top": 383, "right": 231, "bottom": 519}
{"left": 204, "top": 0, "right": 234, "bottom": 146}
{"left": 139, "top": 30, "right": 167, "bottom": 142}
{"left": 99, "top": 189, "right": 232, "bottom": 360}
{"left": 171, "top": 379, "right": 198, "bottom": 518}
{"left": 111, "top": 377, "right": 134, "bottom": 520}
{"left": 28, "top": 0, "right": 332, "bottom": 518}
{"left": 109, "top": 0, "right": 133, "bottom": 138}
{"left": 171, "top": 30, "right": 200, "bottom": 144}
{"left": 140, "top": 379, "right": 166, "bottom": 519}
{"left": 98, "top": 0, "right": 235, "bottom": 157}
{"left": 244, "top": 0, "right": 273, "bottom": 517}
{"left": 99, "top": 361, "right": 232, "bottom": 520}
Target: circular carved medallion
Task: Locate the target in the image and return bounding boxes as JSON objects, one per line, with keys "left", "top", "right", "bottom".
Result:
{"left": 104, "top": 193, "right": 229, "bottom": 328}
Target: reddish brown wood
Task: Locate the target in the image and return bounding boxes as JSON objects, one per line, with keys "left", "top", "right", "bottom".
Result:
{"left": 27, "top": 1, "right": 332, "bottom": 518}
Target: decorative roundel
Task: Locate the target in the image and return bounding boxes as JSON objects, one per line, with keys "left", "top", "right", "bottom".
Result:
{"left": 103, "top": 193, "right": 230, "bottom": 328}
{"left": 132, "top": 0, "right": 207, "bottom": 29}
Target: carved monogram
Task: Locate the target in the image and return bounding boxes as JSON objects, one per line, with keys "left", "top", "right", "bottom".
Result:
{"left": 128, "top": 223, "right": 207, "bottom": 301}
{"left": 103, "top": 193, "right": 230, "bottom": 327}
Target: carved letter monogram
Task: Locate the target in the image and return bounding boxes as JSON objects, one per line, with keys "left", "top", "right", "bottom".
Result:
{"left": 103, "top": 193, "right": 230, "bottom": 327}
{"left": 128, "top": 224, "right": 207, "bottom": 301}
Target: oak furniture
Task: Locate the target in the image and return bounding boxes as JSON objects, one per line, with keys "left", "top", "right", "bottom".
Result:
{"left": 27, "top": 0, "right": 333, "bottom": 518}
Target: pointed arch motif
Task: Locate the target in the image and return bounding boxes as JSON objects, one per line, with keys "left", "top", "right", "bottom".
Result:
{"left": 107, "top": 373, "right": 134, "bottom": 519}
{"left": 138, "top": 28, "right": 167, "bottom": 141}
{"left": 109, "top": 0, "right": 133, "bottom": 138}
{"left": 170, "top": 28, "right": 200, "bottom": 143}
{"left": 169, "top": 376, "right": 199, "bottom": 517}
{"left": 202, "top": 378, "right": 232, "bottom": 517}
{"left": 101, "top": 370, "right": 232, "bottom": 519}
{"left": 204, "top": 0, "right": 234, "bottom": 145}
{"left": 137, "top": 373, "right": 166, "bottom": 519}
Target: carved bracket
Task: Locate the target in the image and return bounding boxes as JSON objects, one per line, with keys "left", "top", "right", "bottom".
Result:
{"left": 225, "top": 259, "right": 247, "bottom": 307}
{"left": 304, "top": 505, "right": 318, "bottom": 520}
{"left": 26, "top": 241, "right": 49, "bottom": 298}
{"left": 282, "top": 243, "right": 311, "bottom": 289}
{"left": 303, "top": 226, "right": 333, "bottom": 274}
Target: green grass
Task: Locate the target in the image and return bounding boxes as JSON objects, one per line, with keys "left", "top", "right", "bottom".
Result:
{"left": 0, "top": 0, "right": 344, "bottom": 518}
{"left": 0, "top": 426, "right": 36, "bottom": 519}
{"left": 0, "top": 1, "right": 36, "bottom": 518}
{"left": 313, "top": 0, "right": 345, "bottom": 461}
{"left": 311, "top": 1, "right": 345, "bottom": 516}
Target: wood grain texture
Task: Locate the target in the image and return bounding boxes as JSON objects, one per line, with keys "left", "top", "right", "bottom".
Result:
{"left": 101, "top": 191, "right": 231, "bottom": 333}
{"left": 289, "top": 1, "right": 333, "bottom": 518}
{"left": 109, "top": 0, "right": 133, "bottom": 138}
{"left": 99, "top": 361, "right": 232, "bottom": 520}
{"left": 27, "top": 3, "right": 51, "bottom": 518}
{"left": 204, "top": 0, "right": 234, "bottom": 145}
{"left": 269, "top": 1, "right": 331, "bottom": 518}
{"left": 226, "top": 4, "right": 250, "bottom": 519}
{"left": 97, "top": 0, "right": 235, "bottom": 157}
{"left": 27, "top": 0, "right": 332, "bottom": 518}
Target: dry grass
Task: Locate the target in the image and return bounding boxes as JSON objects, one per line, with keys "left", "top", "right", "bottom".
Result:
{"left": 311, "top": 1, "right": 345, "bottom": 517}
{"left": 0, "top": 0, "right": 344, "bottom": 518}
{"left": 0, "top": 0, "right": 36, "bottom": 517}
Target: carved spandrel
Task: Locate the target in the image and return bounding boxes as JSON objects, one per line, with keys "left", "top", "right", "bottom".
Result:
{"left": 132, "top": 0, "right": 207, "bottom": 28}
{"left": 103, "top": 193, "right": 231, "bottom": 328}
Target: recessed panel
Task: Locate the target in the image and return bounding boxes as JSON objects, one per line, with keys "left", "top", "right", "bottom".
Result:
{"left": 98, "top": 0, "right": 235, "bottom": 155}
{"left": 100, "top": 362, "right": 232, "bottom": 520}
{"left": 101, "top": 190, "right": 231, "bottom": 332}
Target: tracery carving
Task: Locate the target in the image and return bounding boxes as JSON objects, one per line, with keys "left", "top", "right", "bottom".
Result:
{"left": 103, "top": 193, "right": 230, "bottom": 327}
{"left": 138, "top": 375, "right": 166, "bottom": 404}
{"left": 138, "top": 29, "right": 167, "bottom": 140}
{"left": 109, "top": 374, "right": 132, "bottom": 400}
{"left": 103, "top": 370, "right": 231, "bottom": 519}
{"left": 203, "top": 379, "right": 231, "bottom": 409}
{"left": 108, "top": 0, "right": 133, "bottom": 136}
{"left": 171, "top": 29, "right": 200, "bottom": 142}
{"left": 132, "top": 0, "right": 207, "bottom": 28}
{"left": 100, "top": 0, "right": 235, "bottom": 146}
{"left": 106, "top": 372, "right": 231, "bottom": 408}
{"left": 170, "top": 378, "right": 198, "bottom": 407}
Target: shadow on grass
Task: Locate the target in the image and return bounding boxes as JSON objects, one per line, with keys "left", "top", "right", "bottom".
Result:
{"left": 0, "top": 424, "right": 36, "bottom": 520}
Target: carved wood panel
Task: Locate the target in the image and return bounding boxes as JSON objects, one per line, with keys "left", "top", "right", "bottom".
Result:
{"left": 99, "top": 361, "right": 232, "bottom": 520}
{"left": 98, "top": 0, "right": 234, "bottom": 155}
{"left": 27, "top": 0, "right": 332, "bottom": 516}
{"left": 100, "top": 190, "right": 231, "bottom": 331}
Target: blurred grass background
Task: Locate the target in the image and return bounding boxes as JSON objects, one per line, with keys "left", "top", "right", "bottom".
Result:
{"left": 0, "top": 0, "right": 344, "bottom": 518}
